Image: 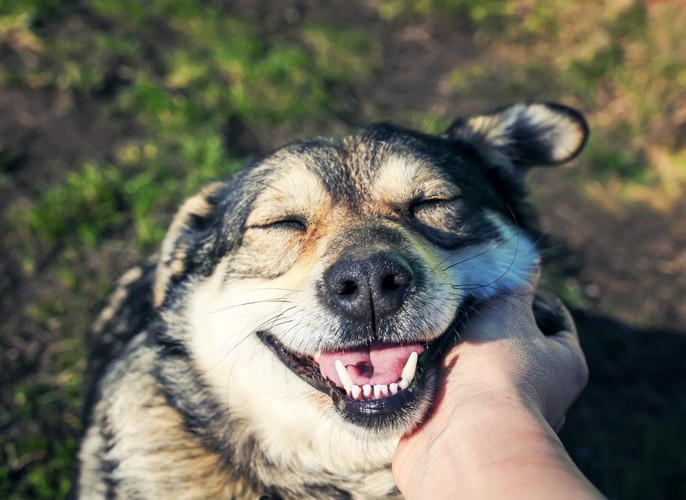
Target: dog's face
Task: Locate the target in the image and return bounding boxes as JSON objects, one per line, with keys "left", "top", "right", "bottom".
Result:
{"left": 153, "top": 103, "right": 587, "bottom": 463}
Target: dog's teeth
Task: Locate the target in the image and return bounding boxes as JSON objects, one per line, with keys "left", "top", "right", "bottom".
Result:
{"left": 400, "top": 351, "right": 418, "bottom": 383}
{"left": 337, "top": 353, "right": 417, "bottom": 400}
{"left": 335, "top": 360, "right": 354, "bottom": 393}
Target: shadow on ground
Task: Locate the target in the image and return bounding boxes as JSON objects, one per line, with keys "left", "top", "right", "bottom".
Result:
{"left": 562, "top": 311, "right": 686, "bottom": 499}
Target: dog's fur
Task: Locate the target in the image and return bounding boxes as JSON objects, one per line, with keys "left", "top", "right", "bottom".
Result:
{"left": 77, "top": 103, "right": 588, "bottom": 499}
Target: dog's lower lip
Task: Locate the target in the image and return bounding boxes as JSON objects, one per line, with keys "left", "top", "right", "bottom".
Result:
{"left": 332, "top": 383, "right": 419, "bottom": 416}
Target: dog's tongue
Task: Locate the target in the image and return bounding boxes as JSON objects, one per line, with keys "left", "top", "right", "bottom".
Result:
{"left": 316, "top": 342, "right": 424, "bottom": 387}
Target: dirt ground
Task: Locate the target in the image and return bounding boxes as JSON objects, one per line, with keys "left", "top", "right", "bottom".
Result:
{"left": 1, "top": 3, "right": 685, "bottom": 498}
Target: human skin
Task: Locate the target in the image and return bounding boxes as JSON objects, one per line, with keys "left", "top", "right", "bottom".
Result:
{"left": 392, "top": 269, "right": 604, "bottom": 499}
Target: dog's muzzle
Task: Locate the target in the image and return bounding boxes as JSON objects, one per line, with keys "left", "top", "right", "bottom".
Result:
{"left": 257, "top": 248, "right": 468, "bottom": 430}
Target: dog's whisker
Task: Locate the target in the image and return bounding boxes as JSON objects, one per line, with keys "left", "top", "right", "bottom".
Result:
{"left": 204, "top": 306, "right": 301, "bottom": 370}
{"left": 440, "top": 232, "right": 520, "bottom": 273}
{"left": 447, "top": 230, "right": 525, "bottom": 299}
{"left": 201, "top": 298, "right": 293, "bottom": 318}
{"left": 197, "top": 312, "right": 291, "bottom": 376}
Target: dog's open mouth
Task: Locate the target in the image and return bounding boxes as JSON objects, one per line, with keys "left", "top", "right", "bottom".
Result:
{"left": 316, "top": 342, "right": 423, "bottom": 400}
{"left": 256, "top": 316, "right": 468, "bottom": 427}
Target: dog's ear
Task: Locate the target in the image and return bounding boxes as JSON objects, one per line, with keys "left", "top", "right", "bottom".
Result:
{"left": 153, "top": 181, "right": 226, "bottom": 308}
{"left": 444, "top": 102, "right": 589, "bottom": 168}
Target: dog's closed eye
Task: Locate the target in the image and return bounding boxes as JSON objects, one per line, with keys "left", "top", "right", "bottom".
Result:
{"left": 410, "top": 196, "right": 463, "bottom": 218}
{"left": 248, "top": 217, "right": 308, "bottom": 232}
{"left": 409, "top": 196, "right": 464, "bottom": 234}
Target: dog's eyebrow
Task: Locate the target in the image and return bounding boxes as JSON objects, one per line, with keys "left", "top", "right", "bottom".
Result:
{"left": 245, "top": 164, "right": 331, "bottom": 224}
{"left": 372, "top": 155, "right": 460, "bottom": 204}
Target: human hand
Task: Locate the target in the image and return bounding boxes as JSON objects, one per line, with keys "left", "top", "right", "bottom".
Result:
{"left": 437, "top": 267, "right": 588, "bottom": 432}
{"left": 393, "top": 269, "right": 597, "bottom": 499}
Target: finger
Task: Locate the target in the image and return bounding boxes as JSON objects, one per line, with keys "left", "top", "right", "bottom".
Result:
{"left": 551, "top": 328, "right": 581, "bottom": 351}
{"left": 508, "top": 263, "right": 542, "bottom": 312}
{"left": 553, "top": 414, "right": 567, "bottom": 433}
{"left": 463, "top": 294, "right": 538, "bottom": 344}
{"left": 527, "top": 261, "right": 542, "bottom": 290}
{"left": 545, "top": 298, "right": 581, "bottom": 348}
{"left": 517, "top": 263, "right": 541, "bottom": 306}
{"left": 459, "top": 264, "right": 541, "bottom": 342}
{"left": 549, "top": 296, "right": 576, "bottom": 335}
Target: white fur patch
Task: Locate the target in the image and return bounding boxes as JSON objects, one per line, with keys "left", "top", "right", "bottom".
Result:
{"left": 438, "top": 211, "right": 540, "bottom": 301}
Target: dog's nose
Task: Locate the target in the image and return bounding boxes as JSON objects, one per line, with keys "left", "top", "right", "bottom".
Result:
{"left": 323, "top": 252, "right": 413, "bottom": 319}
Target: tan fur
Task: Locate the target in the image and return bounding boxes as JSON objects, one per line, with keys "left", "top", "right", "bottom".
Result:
{"left": 372, "top": 155, "right": 460, "bottom": 208}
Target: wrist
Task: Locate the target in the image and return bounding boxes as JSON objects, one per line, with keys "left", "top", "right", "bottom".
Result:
{"left": 394, "top": 393, "right": 600, "bottom": 499}
{"left": 394, "top": 392, "right": 547, "bottom": 494}
{"left": 446, "top": 404, "right": 599, "bottom": 499}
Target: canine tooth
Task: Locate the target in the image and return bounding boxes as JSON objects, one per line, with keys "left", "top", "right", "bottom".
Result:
{"left": 351, "top": 385, "right": 362, "bottom": 400}
{"left": 398, "top": 378, "right": 409, "bottom": 390}
{"left": 389, "top": 383, "right": 399, "bottom": 394}
{"left": 335, "top": 360, "right": 354, "bottom": 392}
{"left": 400, "top": 351, "right": 418, "bottom": 383}
{"left": 362, "top": 384, "right": 372, "bottom": 397}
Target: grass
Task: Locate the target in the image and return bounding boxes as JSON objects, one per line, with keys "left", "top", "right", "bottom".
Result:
{"left": 1, "top": 0, "right": 684, "bottom": 498}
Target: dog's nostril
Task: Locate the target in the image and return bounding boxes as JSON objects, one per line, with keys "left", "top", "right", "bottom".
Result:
{"left": 340, "top": 280, "right": 358, "bottom": 296}
{"left": 381, "top": 273, "right": 405, "bottom": 291}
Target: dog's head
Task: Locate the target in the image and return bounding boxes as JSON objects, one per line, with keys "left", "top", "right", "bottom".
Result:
{"left": 152, "top": 103, "right": 587, "bottom": 446}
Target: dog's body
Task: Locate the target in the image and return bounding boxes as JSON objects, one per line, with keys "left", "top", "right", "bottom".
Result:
{"left": 77, "top": 103, "right": 588, "bottom": 499}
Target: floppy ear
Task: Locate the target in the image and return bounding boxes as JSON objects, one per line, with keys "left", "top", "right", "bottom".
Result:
{"left": 444, "top": 102, "right": 589, "bottom": 168}
{"left": 154, "top": 181, "right": 226, "bottom": 307}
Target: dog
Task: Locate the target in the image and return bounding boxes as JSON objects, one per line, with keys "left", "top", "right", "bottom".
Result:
{"left": 76, "top": 102, "right": 588, "bottom": 499}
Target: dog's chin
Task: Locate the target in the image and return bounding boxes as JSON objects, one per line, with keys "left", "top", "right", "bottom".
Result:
{"left": 256, "top": 307, "right": 470, "bottom": 433}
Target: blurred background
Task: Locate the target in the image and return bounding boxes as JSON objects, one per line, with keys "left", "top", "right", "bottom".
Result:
{"left": 1, "top": 0, "right": 685, "bottom": 498}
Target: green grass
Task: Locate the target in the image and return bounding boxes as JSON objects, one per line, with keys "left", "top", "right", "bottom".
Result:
{"left": 2, "top": 384, "right": 81, "bottom": 499}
